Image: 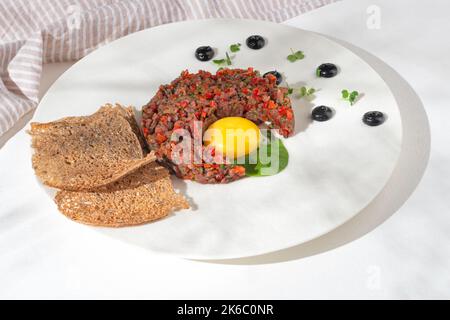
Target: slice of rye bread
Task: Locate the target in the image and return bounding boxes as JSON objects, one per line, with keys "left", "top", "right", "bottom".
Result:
{"left": 29, "top": 104, "right": 154, "bottom": 191}
{"left": 97, "top": 104, "right": 149, "bottom": 153}
{"left": 54, "top": 162, "right": 190, "bottom": 227}
{"left": 30, "top": 104, "right": 148, "bottom": 151}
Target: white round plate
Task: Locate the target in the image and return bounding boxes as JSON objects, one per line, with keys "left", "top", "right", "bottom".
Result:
{"left": 34, "top": 19, "right": 402, "bottom": 259}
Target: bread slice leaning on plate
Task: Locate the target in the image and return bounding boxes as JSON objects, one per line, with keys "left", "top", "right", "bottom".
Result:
{"left": 29, "top": 104, "right": 154, "bottom": 191}
{"left": 29, "top": 103, "right": 189, "bottom": 227}
{"left": 55, "top": 162, "right": 189, "bottom": 227}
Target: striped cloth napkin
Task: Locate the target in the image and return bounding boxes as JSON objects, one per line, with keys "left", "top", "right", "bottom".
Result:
{"left": 0, "top": 0, "right": 337, "bottom": 136}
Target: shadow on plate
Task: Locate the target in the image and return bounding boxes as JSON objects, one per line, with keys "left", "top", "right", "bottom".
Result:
{"left": 171, "top": 175, "right": 198, "bottom": 211}
{"left": 288, "top": 80, "right": 314, "bottom": 135}
{"left": 196, "top": 37, "right": 431, "bottom": 265}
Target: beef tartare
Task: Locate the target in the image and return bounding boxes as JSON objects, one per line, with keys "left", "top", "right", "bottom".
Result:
{"left": 142, "top": 68, "right": 295, "bottom": 183}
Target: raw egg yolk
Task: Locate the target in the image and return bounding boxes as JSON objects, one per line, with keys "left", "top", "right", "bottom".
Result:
{"left": 204, "top": 117, "right": 260, "bottom": 159}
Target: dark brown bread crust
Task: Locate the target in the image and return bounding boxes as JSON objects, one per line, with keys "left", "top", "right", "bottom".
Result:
{"left": 30, "top": 104, "right": 154, "bottom": 191}
{"left": 55, "top": 162, "right": 190, "bottom": 227}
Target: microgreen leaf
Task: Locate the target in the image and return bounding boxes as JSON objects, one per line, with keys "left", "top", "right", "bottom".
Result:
{"left": 349, "top": 91, "right": 359, "bottom": 105}
{"left": 213, "top": 51, "right": 233, "bottom": 67}
{"left": 294, "top": 51, "right": 304, "bottom": 59}
{"left": 299, "top": 86, "right": 316, "bottom": 98}
{"left": 287, "top": 48, "right": 305, "bottom": 62}
{"left": 341, "top": 89, "right": 360, "bottom": 105}
{"left": 300, "top": 86, "right": 307, "bottom": 97}
{"left": 285, "top": 83, "right": 294, "bottom": 95}
{"left": 287, "top": 54, "right": 297, "bottom": 62}
{"left": 350, "top": 90, "right": 359, "bottom": 99}
{"left": 213, "top": 59, "right": 225, "bottom": 65}
{"left": 229, "top": 43, "right": 241, "bottom": 52}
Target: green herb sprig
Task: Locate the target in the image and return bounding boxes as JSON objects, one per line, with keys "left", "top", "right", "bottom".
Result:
{"left": 285, "top": 84, "right": 316, "bottom": 98}
{"left": 229, "top": 43, "right": 241, "bottom": 52}
{"left": 299, "top": 86, "right": 316, "bottom": 97}
{"left": 287, "top": 48, "right": 305, "bottom": 62}
{"left": 285, "top": 82, "right": 294, "bottom": 95}
{"left": 213, "top": 52, "right": 232, "bottom": 66}
{"left": 342, "top": 89, "right": 360, "bottom": 105}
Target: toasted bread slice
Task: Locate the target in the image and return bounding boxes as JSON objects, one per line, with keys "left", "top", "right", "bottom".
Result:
{"left": 96, "top": 104, "right": 148, "bottom": 153}
{"left": 54, "top": 163, "right": 190, "bottom": 227}
{"left": 30, "top": 104, "right": 154, "bottom": 191}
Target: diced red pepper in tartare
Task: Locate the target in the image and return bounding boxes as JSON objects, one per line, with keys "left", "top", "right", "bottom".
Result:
{"left": 141, "top": 68, "right": 295, "bottom": 184}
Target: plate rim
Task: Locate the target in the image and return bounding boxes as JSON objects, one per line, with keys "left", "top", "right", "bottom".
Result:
{"left": 34, "top": 18, "right": 404, "bottom": 260}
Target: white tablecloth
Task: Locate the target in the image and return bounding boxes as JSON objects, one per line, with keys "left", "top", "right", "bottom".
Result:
{"left": 1, "top": 0, "right": 449, "bottom": 299}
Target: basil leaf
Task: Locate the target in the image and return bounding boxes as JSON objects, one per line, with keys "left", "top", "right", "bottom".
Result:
{"left": 242, "top": 136, "right": 289, "bottom": 177}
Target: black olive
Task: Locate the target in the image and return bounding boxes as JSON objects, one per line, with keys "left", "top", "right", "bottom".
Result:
{"left": 246, "top": 35, "right": 265, "bottom": 50}
{"left": 316, "top": 63, "right": 338, "bottom": 78}
{"left": 312, "top": 106, "right": 333, "bottom": 122}
{"left": 363, "top": 111, "right": 385, "bottom": 126}
{"left": 263, "top": 71, "right": 282, "bottom": 85}
{"left": 195, "top": 46, "right": 214, "bottom": 61}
